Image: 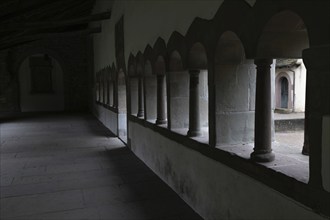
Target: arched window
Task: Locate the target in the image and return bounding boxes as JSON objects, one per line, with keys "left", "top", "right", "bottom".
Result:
{"left": 169, "top": 51, "right": 189, "bottom": 133}
{"left": 144, "top": 60, "right": 157, "bottom": 122}
{"left": 187, "top": 43, "right": 209, "bottom": 140}
{"left": 214, "top": 31, "right": 254, "bottom": 146}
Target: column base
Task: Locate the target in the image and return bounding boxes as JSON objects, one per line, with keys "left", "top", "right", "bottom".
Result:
{"left": 187, "top": 130, "right": 203, "bottom": 137}
{"left": 137, "top": 111, "right": 144, "bottom": 118}
{"left": 301, "top": 147, "right": 309, "bottom": 156}
{"left": 250, "top": 151, "right": 275, "bottom": 162}
{"left": 156, "top": 119, "right": 167, "bottom": 125}
{"left": 302, "top": 144, "right": 309, "bottom": 155}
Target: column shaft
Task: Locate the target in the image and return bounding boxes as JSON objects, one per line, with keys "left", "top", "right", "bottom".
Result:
{"left": 113, "top": 80, "right": 118, "bottom": 108}
{"left": 251, "top": 59, "right": 275, "bottom": 162}
{"left": 107, "top": 79, "right": 110, "bottom": 105}
{"left": 302, "top": 113, "right": 309, "bottom": 155}
{"left": 187, "top": 70, "right": 202, "bottom": 137}
{"left": 156, "top": 74, "right": 167, "bottom": 124}
{"left": 137, "top": 77, "right": 144, "bottom": 117}
{"left": 303, "top": 46, "right": 330, "bottom": 188}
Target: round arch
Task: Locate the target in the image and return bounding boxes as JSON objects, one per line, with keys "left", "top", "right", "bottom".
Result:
{"left": 144, "top": 59, "right": 157, "bottom": 122}
{"left": 256, "top": 10, "right": 310, "bottom": 58}
{"left": 14, "top": 48, "right": 67, "bottom": 112}
{"left": 214, "top": 31, "right": 255, "bottom": 145}
{"left": 188, "top": 42, "right": 208, "bottom": 70}
{"left": 18, "top": 53, "right": 65, "bottom": 112}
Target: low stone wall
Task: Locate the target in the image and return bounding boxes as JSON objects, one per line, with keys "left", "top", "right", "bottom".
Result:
{"left": 275, "top": 118, "right": 304, "bottom": 132}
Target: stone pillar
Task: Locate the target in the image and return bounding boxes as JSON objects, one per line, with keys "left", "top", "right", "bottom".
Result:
{"left": 156, "top": 74, "right": 167, "bottom": 125}
{"left": 251, "top": 59, "right": 275, "bottom": 162}
{"left": 302, "top": 116, "right": 309, "bottom": 155}
{"left": 107, "top": 79, "right": 110, "bottom": 105}
{"left": 303, "top": 46, "right": 330, "bottom": 188}
{"left": 187, "top": 69, "right": 202, "bottom": 137}
{"left": 137, "top": 77, "right": 144, "bottom": 117}
{"left": 97, "top": 74, "right": 100, "bottom": 102}
{"left": 103, "top": 74, "right": 106, "bottom": 104}
{"left": 113, "top": 79, "right": 118, "bottom": 108}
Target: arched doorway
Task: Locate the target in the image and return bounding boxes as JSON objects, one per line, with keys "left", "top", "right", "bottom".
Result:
{"left": 18, "top": 54, "right": 64, "bottom": 112}
{"left": 280, "top": 77, "right": 289, "bottom": 108}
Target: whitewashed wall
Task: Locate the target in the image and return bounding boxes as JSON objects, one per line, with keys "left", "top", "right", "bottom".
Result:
{"left": 294, "top": 60, "right": 306, "bottom": 112}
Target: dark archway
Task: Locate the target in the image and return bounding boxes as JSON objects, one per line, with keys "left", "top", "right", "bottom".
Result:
{"left": 18, "top": 54, "right": 65, "bottom": 112}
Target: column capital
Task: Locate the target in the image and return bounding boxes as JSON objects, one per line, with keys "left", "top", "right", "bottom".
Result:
{"left": 254, "top": 58, "right": 273, "bottom": 66}
{"left": 156, "top": 72, "right": 166, "bottom": 76}
{"left": 189, "top": 69, "right": 200, "bottom": 75}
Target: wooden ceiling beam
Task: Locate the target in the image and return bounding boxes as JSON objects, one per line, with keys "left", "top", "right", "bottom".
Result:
{"left": 0, "top": 26, "right": 101, "bottom": 51}
{"left": 0, "top": 11, "right": 111, "bottom": 32}
{"left": 0, "top": 0, "right": 53, "bottom": 21}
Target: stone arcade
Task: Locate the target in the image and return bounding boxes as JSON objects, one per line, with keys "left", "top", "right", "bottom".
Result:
{"left": 1, "top": 0, "right": 329, "bottom": 219}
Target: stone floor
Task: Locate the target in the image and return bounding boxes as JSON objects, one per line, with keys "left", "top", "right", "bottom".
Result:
{"left": 0, "top": 113, "right": 202, "bottom": 220}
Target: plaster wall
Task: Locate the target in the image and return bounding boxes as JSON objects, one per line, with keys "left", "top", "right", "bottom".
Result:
{"left": 92, "top": 0, "right": 223, "bottom": 72}
{"left": 18, "top": 55, "right": 64, "bottom": 112}
{"left": 129, "top": 120, "right": 326, "bottom": 220}
{"left": 294, "top": 61, "right": 306, "bottom": 112}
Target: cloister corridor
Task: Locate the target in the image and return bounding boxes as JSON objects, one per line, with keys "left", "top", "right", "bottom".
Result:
{"left": 0, "top": 113, "right": 202, "bottom": 220}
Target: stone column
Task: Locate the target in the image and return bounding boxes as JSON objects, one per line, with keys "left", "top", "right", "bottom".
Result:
{"left": 156, "top": 74, "right": 167, "bottom": 124}
{"left": 113, "top": 79, "right": 118, "bottom": 108}
{"left": 302, "top": 116, "right": 309, "bottom": 155}
{"left": 97, "top": 74, "right": 101, "bottom": 102}
{"left": 137, "top": 77, "right": 144, "bottom": 117}
{"left": 102, "top": 76, "right": 106, "bottom": 104}
{"left": 303, "top": 46, "right": 330, "bottom": 188}
{"left": 107, "top": 79, "right": 110, "bottom": 105}
{"left": 187, "top": 69, "right": 202, "bottom": 137}
{"left": 251, "top": 59, "right": 275, "bottom": 162}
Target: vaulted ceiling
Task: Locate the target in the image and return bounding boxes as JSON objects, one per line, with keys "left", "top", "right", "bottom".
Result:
{"left": 0, "top": 0, "right": 111, "bottom": 51}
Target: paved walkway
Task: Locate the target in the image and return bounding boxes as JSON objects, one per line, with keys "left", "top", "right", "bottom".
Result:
{"left": 0, "top": 113, "right": 202, "bottom": 220}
